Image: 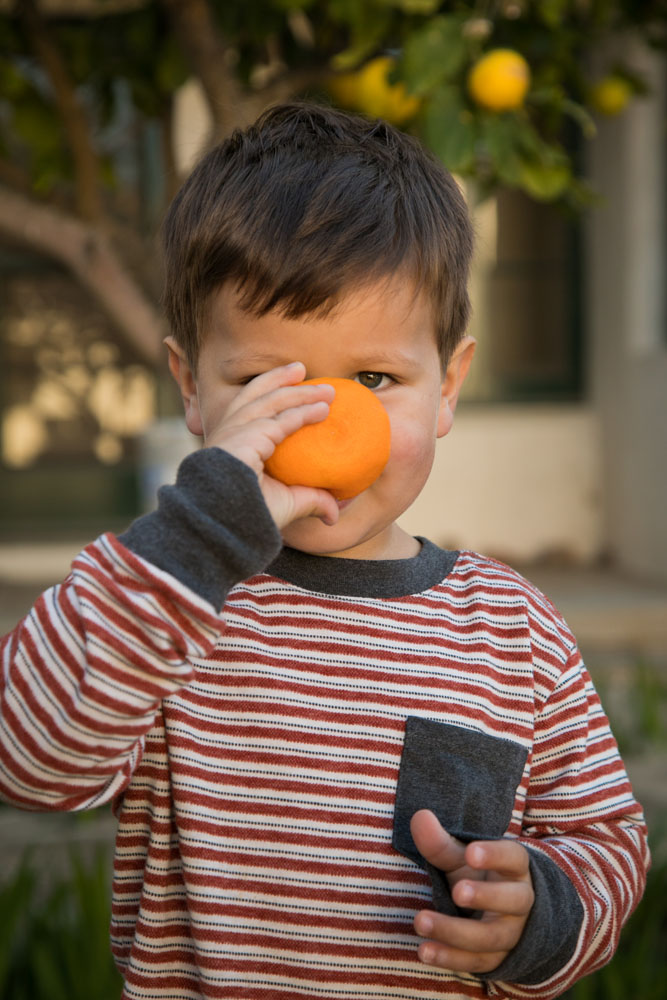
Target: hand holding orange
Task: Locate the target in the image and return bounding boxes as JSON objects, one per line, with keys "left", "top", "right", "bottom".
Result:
{"left": 265, "top": 378, "right": 391, "bottom": 500}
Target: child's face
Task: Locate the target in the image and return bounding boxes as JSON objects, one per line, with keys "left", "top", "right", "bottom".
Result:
{"left": 173, "top": 274, "right": 474, "bottom": 560}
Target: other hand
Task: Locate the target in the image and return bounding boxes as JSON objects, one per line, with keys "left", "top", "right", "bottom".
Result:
{"left": 410, "top": 809, "right": 534, "bottom": 975}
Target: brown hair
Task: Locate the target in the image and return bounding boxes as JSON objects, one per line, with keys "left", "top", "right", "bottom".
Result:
{"left": 162, "top": 101, "right": 473, "bottom": 370}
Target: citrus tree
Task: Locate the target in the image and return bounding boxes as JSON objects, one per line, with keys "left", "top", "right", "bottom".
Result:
{"left": 327, "top": 0, "right": 666, "bottom": 205}
{"left": 0, "top": 0, "right": 665, "bottom": 363}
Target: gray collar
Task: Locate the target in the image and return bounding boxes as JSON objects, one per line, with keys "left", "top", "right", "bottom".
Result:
{"left": 266, "top": 538, "right": 459, "bottom": 599}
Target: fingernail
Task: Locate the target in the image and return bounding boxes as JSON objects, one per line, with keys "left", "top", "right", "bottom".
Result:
{"left": 287, "top": 361, "right": 303, "bottom": 369}
{"left": 468, "top": 845, "right": 486, "bottom": 866}
{"left": 415, "top": 913, "right": 434, "bottom": 936}
{"left": 458, "top": 882, "right": 474, "bottom": 904}
{"left": 420, "top": 943, "right": 437, "bottom": 965}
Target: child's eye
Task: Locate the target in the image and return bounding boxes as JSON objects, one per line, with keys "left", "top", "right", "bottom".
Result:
{"left": 354, "top": 371, "right": 391, "bottom": 391}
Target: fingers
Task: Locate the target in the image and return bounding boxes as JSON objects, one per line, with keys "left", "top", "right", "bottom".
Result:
{"left": 466, "top": 838, "right": 532, "bottom": 882}
{"left": 452, "top": 871, "right": 534, "bottom": 916}
{"left": 415, "top": 905, "right": 527, "bottom": 972}
{"left": 206, "top": 363, "right": 335, "bottom": 474}
{"left": 225, "top": 361, "right": 308, "bottom": 411}
{"left": 224, "top": 363, "right": 334, "bottom": 429}
{"left": 410, "top": 810, "right": 467, "bottom": 874}
{"left": 267, "top": 482, "right": 340, "bottom": 531}
{"left": 410, "top": 816, "right": 535, "bottom": 974}
{"left": 221, "top": 376, "right": 334, "bottom": 455}
{"left": 415, "top": 912, "right": 509, "bottom": 973}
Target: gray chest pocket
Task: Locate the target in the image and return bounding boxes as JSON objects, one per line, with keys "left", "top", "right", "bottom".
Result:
{"left": 392, "top": 716, "right": 528, "bottom": 866}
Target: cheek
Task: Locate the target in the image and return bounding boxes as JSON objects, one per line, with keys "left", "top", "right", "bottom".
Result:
{"left": 198, "top": 388, "right": 238, "bottom": 441}
{"left": 386, "top": 410, "right": 438, "bottom": 476}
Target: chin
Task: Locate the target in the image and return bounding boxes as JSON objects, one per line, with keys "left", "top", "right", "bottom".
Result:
{"left": 281, "top": 512, "right": 370, "bottom": 556}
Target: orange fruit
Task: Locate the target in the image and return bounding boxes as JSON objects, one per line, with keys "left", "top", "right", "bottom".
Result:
{"left": 467, "top": 48, "right": 531, "bottom": 112}
{"left": 265, "top": 377, "right": 391, "bottom": 500}
{"left": 328, "top": 56, "right": 421, "bottom": 126}
{"left": 590, "top": 75, "right": 633, "bottom": 116}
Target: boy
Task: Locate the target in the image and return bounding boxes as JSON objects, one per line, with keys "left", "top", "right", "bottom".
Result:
{"left": 0, "top": 103, "right": 648, "bottom": 999}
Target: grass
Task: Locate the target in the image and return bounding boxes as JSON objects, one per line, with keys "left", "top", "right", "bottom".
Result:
{"left": 594, "top": 657, "right": 667, "bottom": 756}
{"left": 0, "top": 848, "right": 122, "bottom": 1000}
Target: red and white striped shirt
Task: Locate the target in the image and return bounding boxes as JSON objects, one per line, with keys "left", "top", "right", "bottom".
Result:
{"left": 0, "top": 450, "right": 649, "bottom": 1000}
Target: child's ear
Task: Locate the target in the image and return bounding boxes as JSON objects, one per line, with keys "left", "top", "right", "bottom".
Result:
{"left": 437, "top": 336, "right": 476, "bottom": 439}
{"left": 164, "top": 337, "right": 204, "bottom": 437}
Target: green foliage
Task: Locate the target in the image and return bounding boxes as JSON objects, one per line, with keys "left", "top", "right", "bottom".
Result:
{"left": 602, "top": 658, "right": 667, "bottom": 756}
{"left": 401, "top": 14, "right": 469, "bottom": 95}
{"left": 391, "top": 2, "right": 660, "bottom": 206}
{"left": 0, "top": 849, "right": 122, "bottom": 1000}
{"left": 0, "top": 0, "right": 665, "bottom": 212}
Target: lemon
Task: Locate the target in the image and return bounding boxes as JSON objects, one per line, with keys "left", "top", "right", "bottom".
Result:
{"left": 590, "top": 75, "right": 633, "bottom": 116}
{"left": 329, "top": 56, "right": 421, "bottom": 125}
{"left": 467, "top": 48, "right": 531, "bottom": 112}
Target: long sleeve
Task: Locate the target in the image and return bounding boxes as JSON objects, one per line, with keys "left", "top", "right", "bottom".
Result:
{"left": 0, "top": 448, "right": 282, "bottom": 812}
{"left": 486, "top": 635, "right": 649, "bottom": 996}
{"left": 397, "top": 560, "right": 650, "bottom": 997}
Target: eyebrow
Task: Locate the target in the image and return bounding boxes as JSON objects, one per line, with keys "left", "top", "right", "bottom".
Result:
{"left": 220, "top": 352, "right": 287, "bottom": 368}
{"left": 221, "top": 350, "right": 424, "bottom": 372}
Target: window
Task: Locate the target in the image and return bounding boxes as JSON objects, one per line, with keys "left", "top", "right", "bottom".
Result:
{"left": 0, "top": 248, "right": 155, "bottom": 536}
{"left": 464, "top": 188, "right": 583, "bottom": 403}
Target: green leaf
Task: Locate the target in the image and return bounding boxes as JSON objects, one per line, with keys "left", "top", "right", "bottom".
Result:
{"left": 155, "top": 36, "right": 189, "bottom": 94}
{"left": 0, "top": 59, "right": 30, "bottom": 101}
{"left": 271, "top": 0, "right": 316, "bottom": 10}
{"left": 537, "top": 0, "right": 570, "bottom": 29}
{"left": 400, "top": 14, "right": 468, "bottom": 96}
{"left": 376, "top": 0, "right": 441, "bottom": 12}
{"left": 529, "top": 85, "right": 597, "bottom": 140}
{"left": 518, "top": 159, "right": 571, "bottom": 200}
{"left": 329, "top": 0, "right": 392, "bottom": 71}
{"left": 480, "top": 114, "right": 524, "bottom": 186}
{"left": 0, "top": 860, "right": 36, "bottom": 987}
{"left": 423, "top": 87, "right": 476, "bottom": 173}
{"left": 12, "top": 99, "right": 64, "bottom": 158}
{"left": 560, "top": 98, "right": 597, "bottom": 139}
{"left": 507, "top": 115, "right": 572, "bottom": 199}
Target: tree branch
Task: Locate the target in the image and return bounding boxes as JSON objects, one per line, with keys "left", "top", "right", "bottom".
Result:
{"left": 159, "top": 0, "right": 326, "bottom": 141}
{"left": 159, "top": 0, "right": 243, "bottom": 137}
{"left": 0, "top": 185, "right": 164, "bottom": 366}
{"left": 17, "top": 0, "right": 105, "bottom": 222}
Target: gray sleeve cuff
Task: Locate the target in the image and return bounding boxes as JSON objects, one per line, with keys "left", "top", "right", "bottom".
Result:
{"left": 482, "top": 846, "right": 583, "bottom": 985}
{"left": 118, "top": 448, "right": 282, "bottom": 610}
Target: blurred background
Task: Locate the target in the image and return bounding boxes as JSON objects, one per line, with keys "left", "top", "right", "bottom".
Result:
{"left": 0, "top": 1, "right": 666, "bottom": 997}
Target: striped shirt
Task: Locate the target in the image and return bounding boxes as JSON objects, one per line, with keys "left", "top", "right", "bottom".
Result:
{"left": 0, "top": 449, "right": 649, "bottom": 1000}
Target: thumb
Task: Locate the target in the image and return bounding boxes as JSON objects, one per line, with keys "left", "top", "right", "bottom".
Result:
{"left": 410, "top": 810, "right": 466, "bottom": 874}
{"left": 268, "top": 482, "right": 341, "bottom": 529}
{"left": 290, "top": 485, "right": 341, "bottom": 526}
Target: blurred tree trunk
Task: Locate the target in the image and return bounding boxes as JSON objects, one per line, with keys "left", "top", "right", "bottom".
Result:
{"left": 0, "top": 186, "right": 164, "bottom": 365}
{"left": 0, "top": 0, "right": 319, "bottom": 366}
{"left": 159, "top": 0, "right": 321, "bottom": 141}
{"left": 17, "top": 0, "right": 104, "bottom": 222}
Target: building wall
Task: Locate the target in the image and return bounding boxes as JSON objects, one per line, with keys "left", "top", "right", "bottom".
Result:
{"left": 587, "top": 43, "right": 667, "bottom": 582}
{"left": 398, "top": 405, "right": 603, "bottom": 563}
